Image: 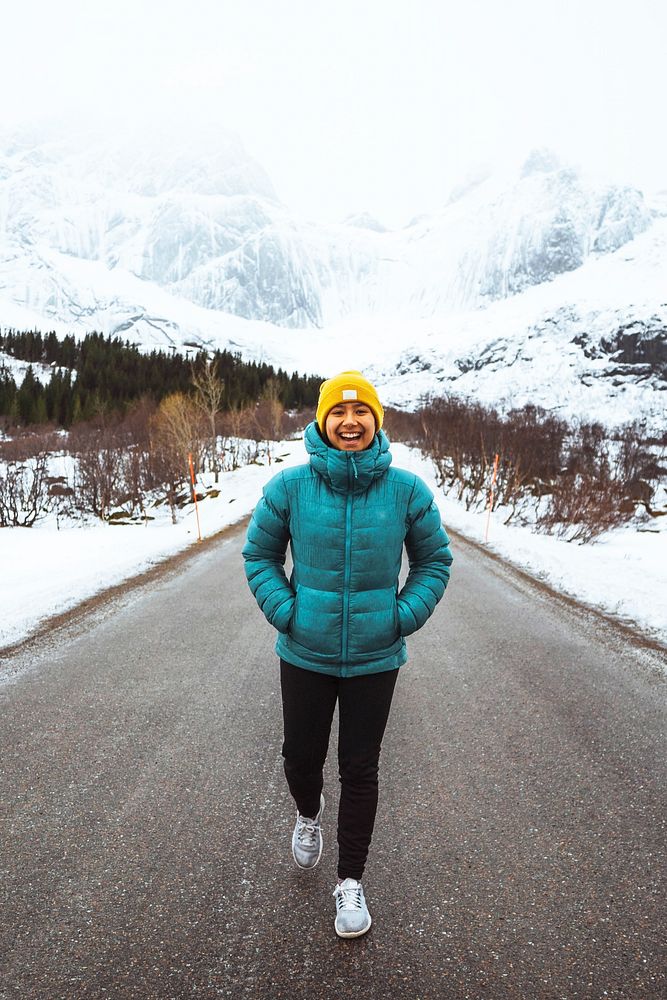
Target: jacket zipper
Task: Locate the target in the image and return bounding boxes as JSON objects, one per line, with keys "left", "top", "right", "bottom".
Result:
{"left": 341, "top": 458, "right": 354, "bottom": 675}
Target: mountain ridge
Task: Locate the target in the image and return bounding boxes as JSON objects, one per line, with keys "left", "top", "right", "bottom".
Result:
{"left": 0, "top": 129, "right": 664, "bottom": 429}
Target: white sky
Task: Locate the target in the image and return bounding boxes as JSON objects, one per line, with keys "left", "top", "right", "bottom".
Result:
{"left": 2, "top": 0, "right": 666, "bottom": 227}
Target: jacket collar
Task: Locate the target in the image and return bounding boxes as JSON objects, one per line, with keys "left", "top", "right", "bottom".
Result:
{"left": 304, "top": 420, "right": 392, "bottom": 494}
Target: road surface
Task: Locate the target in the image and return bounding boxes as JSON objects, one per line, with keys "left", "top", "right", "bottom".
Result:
{"left": 1, "top": 525, "right": 665, "bottom": 999}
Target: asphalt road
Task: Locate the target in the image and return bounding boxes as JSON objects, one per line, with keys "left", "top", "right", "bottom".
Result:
{"left": 1, "top": 525, "right": 665, "bottom": 1000}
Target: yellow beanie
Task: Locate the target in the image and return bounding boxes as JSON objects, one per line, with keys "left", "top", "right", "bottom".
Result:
{"left": 316, "top": 370, "right": 384, "bottom": 434}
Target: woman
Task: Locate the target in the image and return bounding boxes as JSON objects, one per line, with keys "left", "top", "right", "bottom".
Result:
{"left": 242, "top": 370, "right": 453, "bottom": 938}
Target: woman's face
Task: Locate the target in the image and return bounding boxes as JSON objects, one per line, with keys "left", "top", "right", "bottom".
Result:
{"left": 325, "top": 402, "right": 376, "bottom": 451}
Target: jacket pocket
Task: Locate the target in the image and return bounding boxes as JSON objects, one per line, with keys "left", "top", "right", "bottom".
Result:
{"left": 289, "top": 584, "right": 341, "bottom": 656}
{"left": 348, "top": 588, "right": 401, "bottom": 657}
{"left": 393, "top": 593, "right": 401, "bottom": 637}
{"left": 288, "top": 584, "right": 300, "bottom": 635}
{"left": 273, "top": 590, "right": 295, "bottom": 634}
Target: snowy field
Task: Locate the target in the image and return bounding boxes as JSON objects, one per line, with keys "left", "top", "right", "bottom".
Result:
{"left": 1, "top": 436, "right": 665, "bottom": 654}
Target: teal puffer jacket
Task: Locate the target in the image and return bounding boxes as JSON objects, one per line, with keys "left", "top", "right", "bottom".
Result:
{"left": 242, "top": 421, "right": 453, "bottom": 677}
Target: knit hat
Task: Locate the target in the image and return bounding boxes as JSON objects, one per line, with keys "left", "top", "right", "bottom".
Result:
{"left": 316, "top": 370, "right": 384, "bottom": 434}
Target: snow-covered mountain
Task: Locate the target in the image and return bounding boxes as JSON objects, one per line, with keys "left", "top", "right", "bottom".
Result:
{"left": 0, "top": 127, "right": 665, "bottom": 429}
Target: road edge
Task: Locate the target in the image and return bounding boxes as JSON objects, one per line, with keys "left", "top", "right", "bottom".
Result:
{"left": 2, "top": 516, "right": 665, "bottom": 667}
{"left": 449, "top": 526, "right": 667, "bottom": 658}
{"left": 0, "top": 515, "right": 252, "bottom": 665}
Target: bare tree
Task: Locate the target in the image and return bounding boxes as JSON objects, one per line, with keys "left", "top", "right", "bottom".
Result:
{"left": 118, "top": 398, "right": 157, "bottom": 520}
{"left": 263, "top": 377, "right": 284, "bottom": 440}
{"left": 68, "top": 419, "right": 128, "bottom": 521}
{"left": 251, "top": 378, "right": 284, "bottom": 462}
{"left": 219, "top": 403, "right": 255, "bottom": 470}
{"left": 536, "top": 472, "right": 628, "bottom": 542}
{"left": 191, "top": 357, "right": 224, "bottom": 482}
{"left": 151, "top": 392, "right": 206, "bottom": 472}
{"left": 147, "top": 438, "right": 182, "bottom": 524}
{"left": 0, "top": 454, "right": 54, "bottom": 527}
{"left": 150, "top": 393, "right": 206, "bottom": 520}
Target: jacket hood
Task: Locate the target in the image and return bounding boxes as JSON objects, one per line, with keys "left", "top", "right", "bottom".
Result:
{"left": 304, "top": 420, "right": 392, "bottom": 494}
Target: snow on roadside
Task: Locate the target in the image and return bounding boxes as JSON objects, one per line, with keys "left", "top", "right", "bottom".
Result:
{"left": 392, "top": 443, "right": 667, "bottom": 647}
{"left": 1, "top": 439, "right": 306, "bottom": 650}
{"left": 1, "top": 436, "right": 665, "bottom": 653}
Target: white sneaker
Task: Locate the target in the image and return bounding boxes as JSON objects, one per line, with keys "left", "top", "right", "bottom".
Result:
{"left": 333, "top": 878, "right": 372, "bottom": 938}
{"left": 291, "top": 793, "right": 325, "bottom": 869}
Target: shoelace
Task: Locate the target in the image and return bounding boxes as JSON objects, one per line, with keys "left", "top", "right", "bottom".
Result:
{"left": 334, "top": 882, "right": 363, "bottom": 911}
{"left": 296, "top": 817, "right": 320, "bottom": 847}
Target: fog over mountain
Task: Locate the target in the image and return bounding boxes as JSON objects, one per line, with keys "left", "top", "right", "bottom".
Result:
{"left": 0, "top": 126, "right": 665, "bottom": 429}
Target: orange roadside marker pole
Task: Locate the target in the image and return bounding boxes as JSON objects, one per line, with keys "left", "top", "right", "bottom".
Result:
{"left": 484, "top": 453, "right": 500, "bottom": 543}
{"left": 188, "top": 452, "right": 203, "bottom": 543}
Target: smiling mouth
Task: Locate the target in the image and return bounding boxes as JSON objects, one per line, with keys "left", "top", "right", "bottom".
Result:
{"left": 338, "top": 431, "right": 363, "bottom": 439}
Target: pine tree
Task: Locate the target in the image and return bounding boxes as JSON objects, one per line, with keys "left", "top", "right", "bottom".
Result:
{"left": 16, "top": 366, "right": 42, "bottom": 424}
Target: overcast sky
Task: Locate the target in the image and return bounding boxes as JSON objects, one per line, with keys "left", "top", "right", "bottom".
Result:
{"left": 2, "top": 0, "right": 665, "bottom": 226}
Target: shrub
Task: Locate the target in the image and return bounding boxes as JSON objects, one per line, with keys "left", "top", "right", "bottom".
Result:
{"left": 0, "top": 454, "right": 54, "bottom": 527}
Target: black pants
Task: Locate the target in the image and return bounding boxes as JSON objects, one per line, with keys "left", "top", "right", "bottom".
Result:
{"left": 280, "top": 658, "right": 399, "bottom": 881}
